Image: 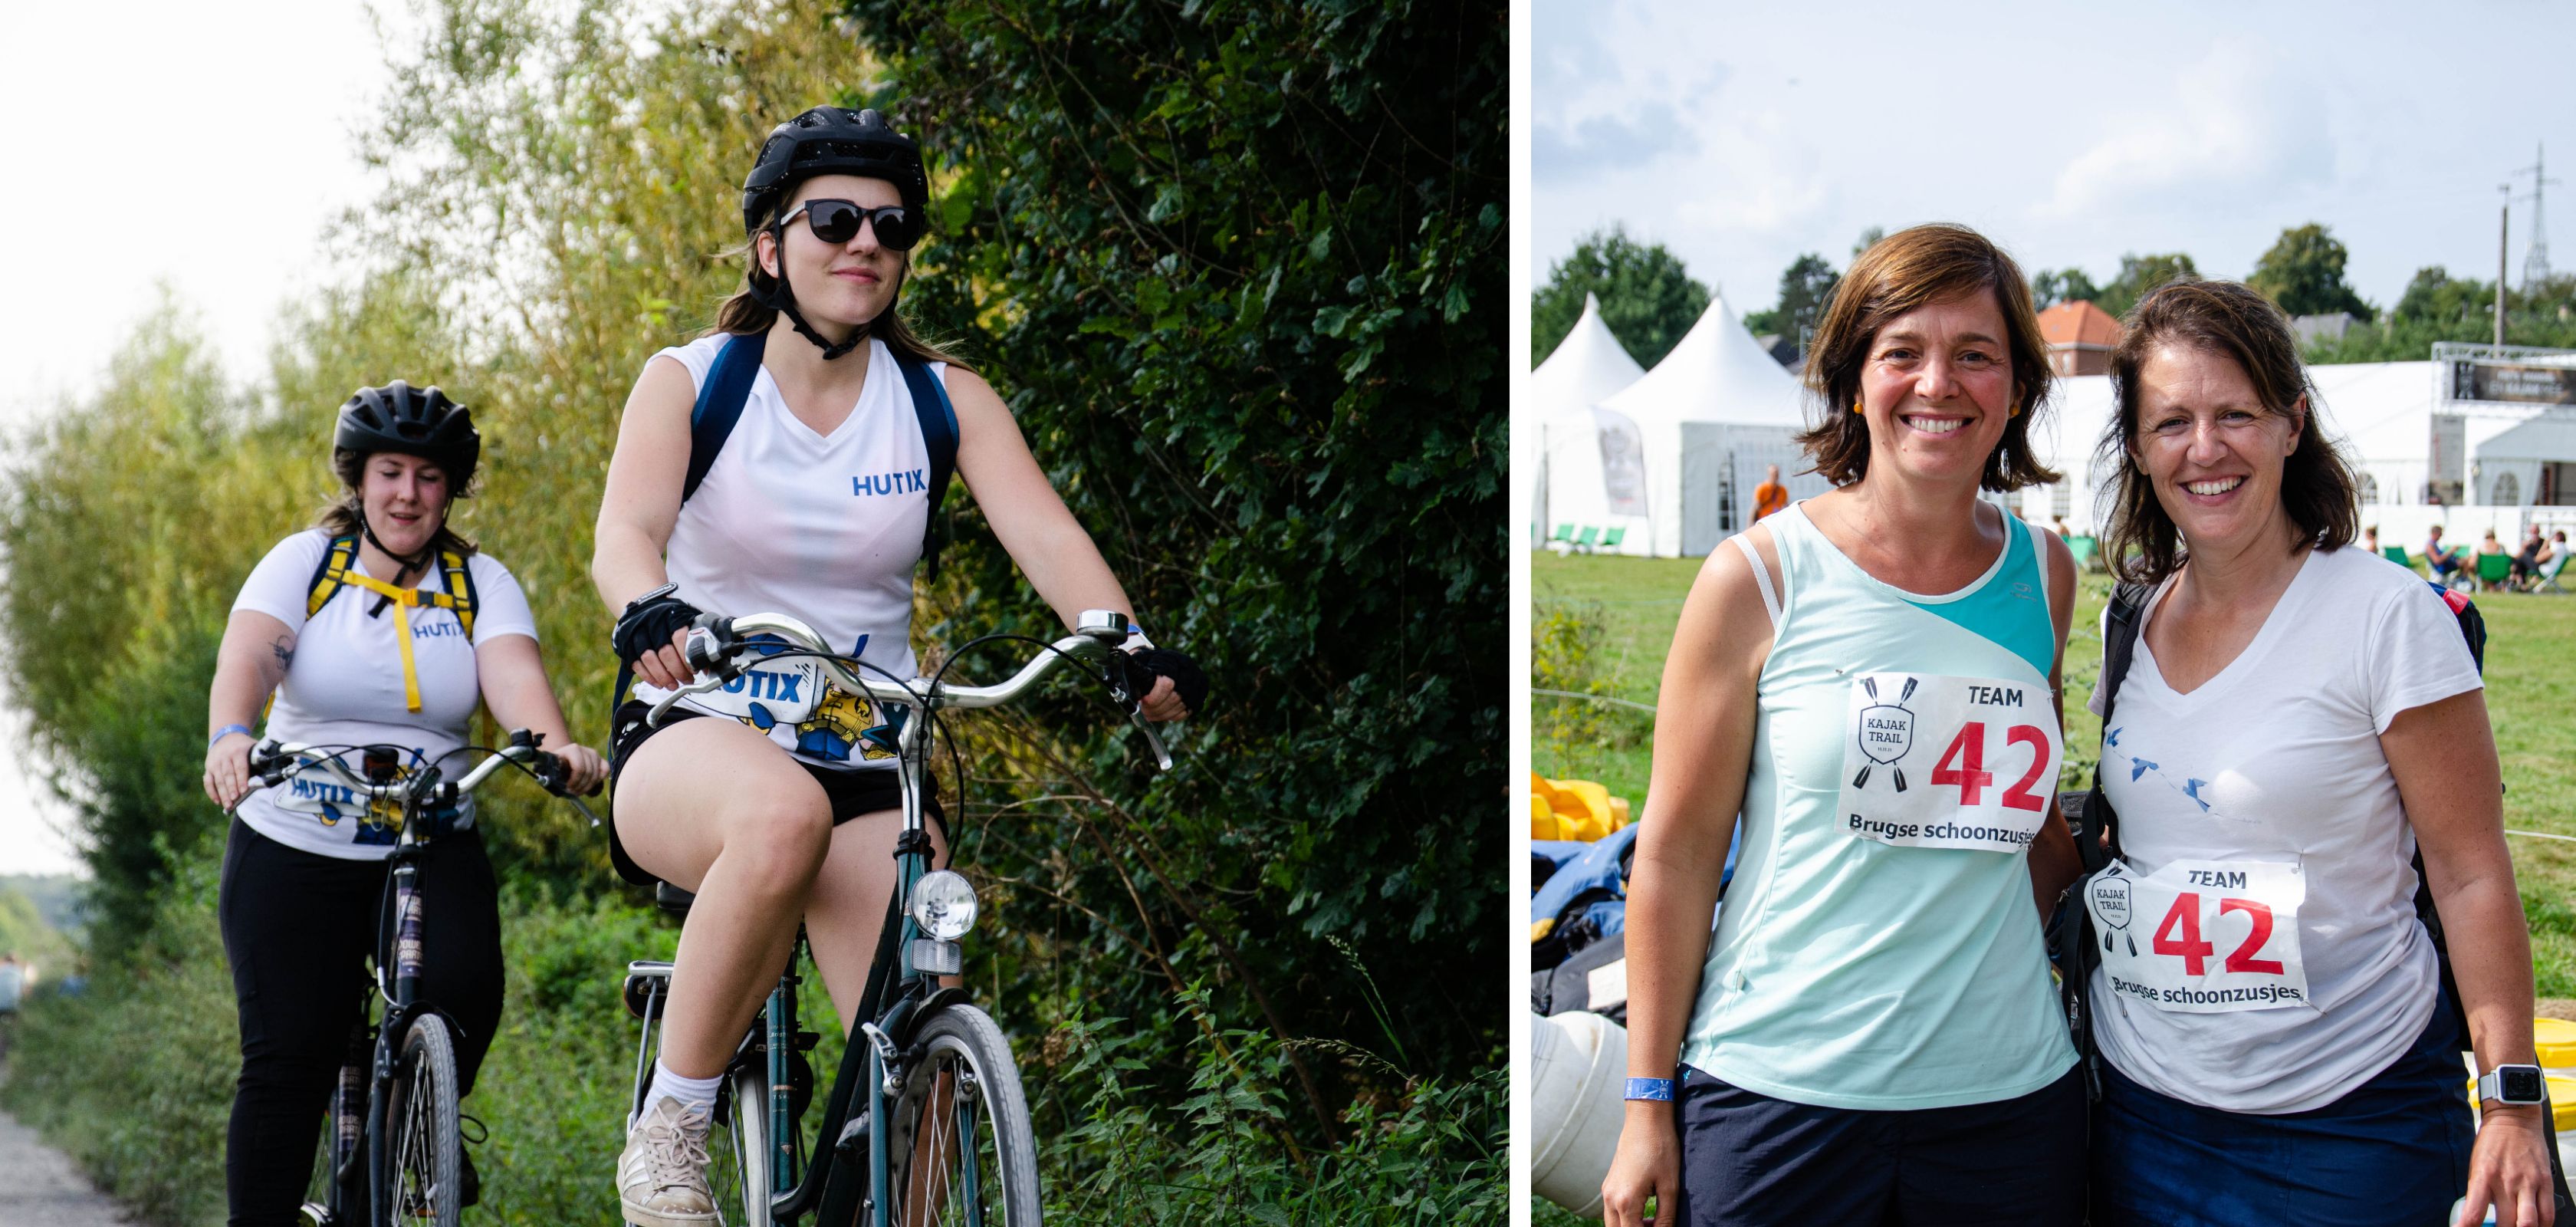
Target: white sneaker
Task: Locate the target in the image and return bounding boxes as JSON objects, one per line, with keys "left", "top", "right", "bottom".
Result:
{"left": 618, "top": 1096, "right": 718, "bottom": 1227}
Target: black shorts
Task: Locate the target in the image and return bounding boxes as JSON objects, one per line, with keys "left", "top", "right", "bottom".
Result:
{"left": 1671, "top": 1064, "right": 2086, "bottom": 1227}
{"left": 606, "top": 699, "right": 944, "bottom": 887}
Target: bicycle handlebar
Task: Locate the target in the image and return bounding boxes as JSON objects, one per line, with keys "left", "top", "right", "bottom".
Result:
{"left": 650, "top": 608, "right": 1171, "bottom": 770}
{"left": 246, "top": 732, "right": 576, "bottom": 804}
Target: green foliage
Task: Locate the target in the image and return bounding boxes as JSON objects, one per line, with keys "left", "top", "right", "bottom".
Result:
{"left": 0, "top": 0, "right": 1500, "bottom": 1215}
{"left": 1533, "top": 604, "right": 1645, "bottom": 760}
{"left": 2095, "top": 252, "right": 2200, "bottom": 321}
{"left": 2031, "top": 267, "right": 2102, "bottom": 311}
{"left": 842, "top": 0, "right": 1506, "bottom": 1127}
{"left": 2247, "top": 222, "right": 2375, "bottom": 322}
{"left": 2308, "top": 269, "right": 2576, "bottom": 362}
{"left": 1533, "top": 225, "right": 1709, "bottom": 367}
{"left": 1763, "top": 253, "right": 1842, "bottom": 347}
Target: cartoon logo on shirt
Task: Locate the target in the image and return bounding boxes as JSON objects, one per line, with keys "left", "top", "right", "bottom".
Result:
{"left": 1851, "top": 675, "right": 1918, "bottom": 791}
{"left": 725, "top": 633, "right": 899, "bottom": 763}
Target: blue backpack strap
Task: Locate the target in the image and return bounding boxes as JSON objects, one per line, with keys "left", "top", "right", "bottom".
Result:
{"left": 305, "top": 534, "right": 362, "bottom": 619}
{"left": 682, "top": 331, "right": 767, "bottom": 505}
{"left": 892, "top": 352, "right": 961, "bottom": 580}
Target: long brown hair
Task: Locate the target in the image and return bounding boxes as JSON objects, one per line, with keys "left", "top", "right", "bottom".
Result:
{"left": 1795, "top": 223, "right": 2059, "bottom": 491}
{"left": 313, "top": 448, "right": 477, "bottom": 556}
{"left": 2099, "top": 279, "right": 2357, "bottom": 585}
{"left": 711, "top": 186, "right": 970, "bottom": 372}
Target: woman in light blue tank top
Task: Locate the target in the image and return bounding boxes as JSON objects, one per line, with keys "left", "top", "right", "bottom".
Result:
{"left": 1601, "top": 225, "right": 2088, "bottom": 1227}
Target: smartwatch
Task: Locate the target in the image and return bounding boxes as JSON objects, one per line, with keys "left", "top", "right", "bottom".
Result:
{"left": 2477, "top": 1064, "right": 2548, "bottom": 1107}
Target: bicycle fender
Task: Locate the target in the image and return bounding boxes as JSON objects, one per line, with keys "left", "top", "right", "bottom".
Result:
{"left": 889, "top": 987, "right": 971, "bottom": 1048}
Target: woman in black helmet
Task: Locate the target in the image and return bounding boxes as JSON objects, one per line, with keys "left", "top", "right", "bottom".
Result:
{"left": 593, "top": 107, "right": 1206, "bottom": 1224}
{"left": 202, "top": 383, "right": 606, "bottom": 1225}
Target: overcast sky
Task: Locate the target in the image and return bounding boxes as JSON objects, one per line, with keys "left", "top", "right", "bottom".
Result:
{"left": 0, "top": 2, "right": 392, "bottom": 873}
{"left": 1531, "top": 0, "right": 2576, "bottom": 322}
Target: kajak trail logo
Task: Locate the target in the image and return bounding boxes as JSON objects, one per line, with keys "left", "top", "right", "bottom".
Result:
{"left": 1852, "top": 676, "right": 1918, "bottom": 791}
{"left": 2093, "top": 873, "right": 2137, "bottom": 956}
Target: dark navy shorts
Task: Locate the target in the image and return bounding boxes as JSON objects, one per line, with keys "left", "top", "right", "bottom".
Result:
{"left": 2089, "top": 989, "right": 2473, "bottom": 1227}
{"left": 1671, "top": 1063, "right": 2087, "bottom": 1226}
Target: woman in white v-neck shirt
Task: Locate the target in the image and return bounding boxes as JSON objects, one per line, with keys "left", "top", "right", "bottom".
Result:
{"left": 199, "top": 383, "right": 606, "bottom": 1225}
{"left": 2080, "top": 280, "right": 2551, "bottom": 1227}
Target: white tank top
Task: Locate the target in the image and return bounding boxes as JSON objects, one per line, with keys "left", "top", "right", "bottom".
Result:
{"left": 636, "top": 334, "right": 942, "bottom": 773}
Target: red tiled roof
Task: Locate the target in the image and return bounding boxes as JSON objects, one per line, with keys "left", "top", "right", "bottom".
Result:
{"left": 2036, "top": 300, "right": 2121, "bottom": 349}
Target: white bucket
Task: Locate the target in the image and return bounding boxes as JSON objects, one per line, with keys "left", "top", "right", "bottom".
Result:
{"left": 1531, "top": 1010, "right": 1631, "bottom": 1216}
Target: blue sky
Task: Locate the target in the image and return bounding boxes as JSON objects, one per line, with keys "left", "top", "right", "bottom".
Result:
{"left": 1530, "top": 0, "right": 2576, "bottom": 317}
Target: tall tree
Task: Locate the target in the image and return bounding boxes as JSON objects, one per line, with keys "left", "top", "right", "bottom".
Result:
{"left": 1532, "top": 226, "right": 1708, "bottom": 367}
{"left": 1852, "top": 226, "right": 1886, "bottom": 259}
{"left": 2248, "top": 222, "right": 2376, "bottom": 321}
{"left": 2096, "top": 252, "right": 2200, "bottom": 320}
{"left": 1772, "top": 253, "right": 1841, "bottom": 347}
{"left": 2031, "top": 268, "right": 2101, "bottom": 310}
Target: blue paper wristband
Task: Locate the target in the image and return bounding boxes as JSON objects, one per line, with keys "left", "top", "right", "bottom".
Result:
{"left": 1624, "top": 1077, "right": 1675, "bottom": 1102}
{"left": 209, "top": 723, "right": 255, "bottom": 748}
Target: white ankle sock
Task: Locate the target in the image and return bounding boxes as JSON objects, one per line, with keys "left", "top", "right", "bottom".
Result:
{"left": 645, "top": 1060, "right": 722, "bottom": 1120}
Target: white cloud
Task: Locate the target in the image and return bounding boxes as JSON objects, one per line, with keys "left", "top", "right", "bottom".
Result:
{"left": 2038, "top": 39, "right": 2334, "bottom": 220}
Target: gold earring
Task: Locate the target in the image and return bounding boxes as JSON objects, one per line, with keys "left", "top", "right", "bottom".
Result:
{"left": 2009, "top": 404, "right": 2021, "bottom": 419}
{"left": 1852, "top": 399, "right": 1864, "bottom": 414}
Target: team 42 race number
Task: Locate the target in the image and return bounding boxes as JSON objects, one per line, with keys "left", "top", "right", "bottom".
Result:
{"left": 2089, "top": 859, "right": 2310, "bottom": 1013}
{"left": 1835, "top": 673, "right": 2062, "bottom": 853}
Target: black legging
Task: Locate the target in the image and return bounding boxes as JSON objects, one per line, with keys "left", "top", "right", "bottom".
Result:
{"left": 216, "top": 817, "right": 504, "bottom": 1227}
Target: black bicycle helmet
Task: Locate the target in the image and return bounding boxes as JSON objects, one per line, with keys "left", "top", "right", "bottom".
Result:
{"left": 741, "top": 107, "right": 928, "bottom": 360}
{"left": 741, "top": 107, "right": 928, "bottom": 236}
{"left": 334, "top": 381, "right": 480, "bottom": 492}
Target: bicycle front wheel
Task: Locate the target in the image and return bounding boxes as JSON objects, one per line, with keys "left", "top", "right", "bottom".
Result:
{"left": 383, "top": 1013, "right": 462, "bottom": 1226}
{"left": 712, "top": 1058, "right": 773, "bottom": 1227}
{"left": 886, "top": 1005, "right": 1042, "bottom": 1227}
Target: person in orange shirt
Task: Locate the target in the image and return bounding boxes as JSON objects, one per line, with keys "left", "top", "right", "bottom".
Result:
{"left": 1753, "top": 463, "right": 1789, "bottom": 521}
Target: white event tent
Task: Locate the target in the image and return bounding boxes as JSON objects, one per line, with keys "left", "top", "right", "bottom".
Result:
{"left": 1529, "top": 294, "right": 1645, "bottom": 544}
{"left": 1554, "top": 291, "right": 1825, "bottom": 556}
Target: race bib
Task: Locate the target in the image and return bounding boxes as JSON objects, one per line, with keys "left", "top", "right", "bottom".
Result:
{"left": 685, "top": 656, "right": 826, "bottom": 728}
{"left": 271, "top": 760, "right": 422, "bottom": 847}
{"left": 2088, "top": 858, "right": 2310, "bottom": 1013}
{"left": 1835, "top": 672, "right": 2062, "bottom": 852}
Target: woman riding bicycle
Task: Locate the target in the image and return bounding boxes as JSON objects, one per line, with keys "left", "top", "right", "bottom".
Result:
{"left": 593, "top": 106, "right": 1204, "bottom": 1226}
{"left": 202, "top": 383, "right": 609, "bottom": 1225}
{"left": 1601, "top": 224, "right": 2086, "bottom": 1226}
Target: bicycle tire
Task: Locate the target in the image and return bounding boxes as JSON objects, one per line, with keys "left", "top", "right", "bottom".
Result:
{"left": 884, "top": 1005, "right": 1042, "bottom": 1227}
{"left": 714, "top": 1058, "right": 773, "bottom": 1227}
{"left": 383, "top": 1013, "right": 463, "bottom": 1227}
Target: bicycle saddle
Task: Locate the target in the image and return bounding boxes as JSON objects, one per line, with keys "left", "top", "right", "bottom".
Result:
{"left": 654, "top": 882, "right": 695, "bottom": 916}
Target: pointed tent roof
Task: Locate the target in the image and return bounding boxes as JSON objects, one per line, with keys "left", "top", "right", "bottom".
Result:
{"left": 1532, "top": 293, "right": 1646, "bottom": 416}
{"left": 1597, "top": 290, "right": 1810, "bottom": 429}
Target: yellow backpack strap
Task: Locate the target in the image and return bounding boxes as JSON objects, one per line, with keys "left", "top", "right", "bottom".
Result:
{"left": 439, "top": 549, "right": 478, "bottom": 639}
{"left": 306, "top": 534, "right": 360, "bottom": 619}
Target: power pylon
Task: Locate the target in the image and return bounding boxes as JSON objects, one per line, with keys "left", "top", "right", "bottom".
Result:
{"left": 2510, "top": 143, "right": 2561, "bottom": 286}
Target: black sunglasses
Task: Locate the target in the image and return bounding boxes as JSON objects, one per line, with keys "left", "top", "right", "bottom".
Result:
{"left": 777, "top": 199, "right": 923, "bottom": 251}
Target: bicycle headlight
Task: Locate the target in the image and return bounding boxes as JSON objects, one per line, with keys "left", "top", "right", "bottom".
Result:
{"left": 907, "top": 870, "right": 978, "bottom": 940}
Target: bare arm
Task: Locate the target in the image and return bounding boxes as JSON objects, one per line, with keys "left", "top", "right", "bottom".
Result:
{"left": 1598, "top": 530, "right": 1773, "bottom": 1227}
{"left": 202, "top": 609, "right": 295, "bottom": 808}
{"left": 2029, "top": 529, "right": 2082, "bottom": 915}
{"left": 591, "top": 355, "right": 698, "bottom": 691}
{"left": 473, "top": 634, "right": 607, "bottom": 794}
{"left": 2388, "top": 689, "right": 2552, "bottom": 1227}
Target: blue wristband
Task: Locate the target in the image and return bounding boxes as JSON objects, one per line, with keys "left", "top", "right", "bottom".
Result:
{"left": 209, "top": 724, "right": 254, "bottom": 748}
{"left": 1624, "top": 1077, "right": 1675, "bottom": 1102}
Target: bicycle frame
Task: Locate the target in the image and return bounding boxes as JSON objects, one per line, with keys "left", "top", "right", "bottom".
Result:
{"left": 644, "top": 609, "right": 1156, "bottom": 1226}
{"left": 264, "top": 737, "right": 560, "bottom": 1227}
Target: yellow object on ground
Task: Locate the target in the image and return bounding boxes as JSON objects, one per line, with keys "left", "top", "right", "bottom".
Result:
{"left": 1529, "top": 773, "right": 1632, "bottom": 842}
{"left": 2535, "top": 1018, "right": 2576, "bottom": 1068}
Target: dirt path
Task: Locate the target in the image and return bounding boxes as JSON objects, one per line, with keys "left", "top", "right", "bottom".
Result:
{"left": 0, "top": 1105, "right": 130, "bottom": 1226}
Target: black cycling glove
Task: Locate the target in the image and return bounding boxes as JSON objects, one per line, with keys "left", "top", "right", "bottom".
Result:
{"left": 613, "top": 585, "right": 703, "bottom": 667}
{"left": 1123, "top": 646, "right": 1209, "bottom": 715}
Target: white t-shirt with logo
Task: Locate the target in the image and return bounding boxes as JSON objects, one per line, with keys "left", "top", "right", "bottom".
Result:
{"left": 2084, "top": 544, "right": 2481, "bottom": 1113}
{"left": 636, "top": 334, "right": 942, "bottom": 775}
{"left": 231, "top": 529, "right": 540, "bottom": 860}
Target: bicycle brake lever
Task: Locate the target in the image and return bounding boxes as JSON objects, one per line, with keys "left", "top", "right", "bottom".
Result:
{"left": 1129, "top": 710, "right": 1173, "bottom": 772}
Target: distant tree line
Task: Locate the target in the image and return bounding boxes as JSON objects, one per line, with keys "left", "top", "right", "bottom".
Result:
{"left": 1537, "top": 219, "right": 2576, "bottom": 372}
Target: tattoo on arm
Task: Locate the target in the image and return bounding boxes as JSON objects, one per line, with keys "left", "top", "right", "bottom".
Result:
{"left": 268, "top": 633, "right": 296, "bottom": 679}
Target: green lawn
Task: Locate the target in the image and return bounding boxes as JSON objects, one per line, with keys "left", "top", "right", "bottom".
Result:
{"left": 1532, "top": 548, "right": 2576, "bottom": 985}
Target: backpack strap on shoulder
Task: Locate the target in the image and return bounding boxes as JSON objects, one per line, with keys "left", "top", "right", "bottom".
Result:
{"left": 893, "top": 352, "right": 961, "bottom": 582}
{"left": 2075, "top": 581, "right": 2150, "bottom": 873}
{"left": 307, "top": 534, "right": 362, "bottom": 619}
{"left": 683, "top": 332, "right": 767, "bottom": 505}
{"left": 439, "top": 549, "right": 478, "bottom": 640}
